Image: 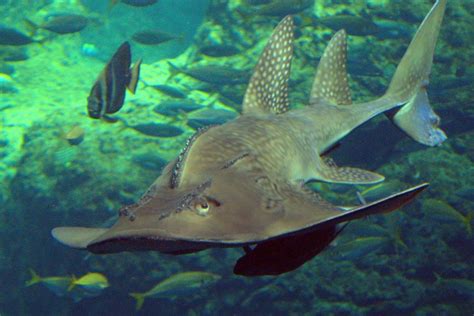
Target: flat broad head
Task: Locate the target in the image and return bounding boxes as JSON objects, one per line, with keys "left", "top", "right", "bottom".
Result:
{"left": 53, "top": 160, "right": 428, "bottom": 260}
{"left": 52, "top": 163, "right": 343, "bottom": 254}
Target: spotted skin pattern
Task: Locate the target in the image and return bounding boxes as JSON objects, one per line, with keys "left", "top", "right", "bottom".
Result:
{"left": 310, "top": 30, "right": 352, "bottom": 106}
{"left": 243, "top": 16, "right": 294, "bottom": 115}
{"left": 319, "top": 157, "right": 384, "bottom": 184}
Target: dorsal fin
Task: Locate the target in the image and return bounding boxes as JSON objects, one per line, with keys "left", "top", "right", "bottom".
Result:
{"left": 242, "top": 15, "right": 294, "bottom": 115}
{"left": 310, "top": 30, "right": 352, "bottom": 106}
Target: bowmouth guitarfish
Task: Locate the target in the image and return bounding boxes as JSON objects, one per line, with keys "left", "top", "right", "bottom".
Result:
{"left": 53, "top": 0, "right": 448, "bottom": 277}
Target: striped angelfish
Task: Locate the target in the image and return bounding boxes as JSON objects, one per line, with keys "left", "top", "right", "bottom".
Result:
{"left": 87, "top": 41, "right": 141, "bottom": 119}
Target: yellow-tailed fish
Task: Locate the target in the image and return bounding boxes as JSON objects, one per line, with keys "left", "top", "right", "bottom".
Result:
{"left": 25, "top": 269, "right": 73, "bottom": 297}
{"left": 359, "top": 180, "right": 403, "bottom": 202}
{"left": 130, "top": 271, "right": 221, "bottom": 310}
{"left": 333, "top": 236, "right": 391, "bottom": 260}
{"left": 68, "top": 272, "right": 109, "bottom": 296}
{"left": 434, "top": 273, "right": 474, "bottom": 298}
{"left": 423, "top": 199, "right": 473, "bottom": 236}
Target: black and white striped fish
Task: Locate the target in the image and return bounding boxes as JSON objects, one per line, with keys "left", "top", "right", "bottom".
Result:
{"left": 87, "top": 42, "right": 141, "bottom": 119}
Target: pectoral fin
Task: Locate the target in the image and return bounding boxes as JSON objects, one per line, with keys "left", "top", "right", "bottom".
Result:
{"left": 234, "top": 225, "right": 337, "bottom": 276}
{"left": 127, "top": 58, "right": 142, "bottom": 94}
{"left": 52, "top": 227, "right": 108, "bottom": 249}
{"left": 312, "top": 157, "right": 384, "bottom": 185}
{"left": 234, "top": 183, "right": 427, "bottom": 276}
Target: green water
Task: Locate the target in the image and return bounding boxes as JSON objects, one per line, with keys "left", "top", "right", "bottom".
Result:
{"left": 0, "top": 0, "right": 473, "bottom": 315}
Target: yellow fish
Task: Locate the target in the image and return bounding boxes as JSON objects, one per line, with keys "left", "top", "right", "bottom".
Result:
{"left": 68, "top": 272, "right": 109, "bottom": 297}
{"left": 130, "top": 271, "right": 221, "bottom": 310}
{"left": 359, "top": 180, "right": 403, "bottom": 202}
{"left": 423, "top": 199, "right": 473, "bottom": 236}
{"left": 25, "top": 269, "right": 73, "bottom": 297}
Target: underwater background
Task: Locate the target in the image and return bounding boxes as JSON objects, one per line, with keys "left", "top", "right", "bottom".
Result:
{"left": 0, "top": 0, "right": 473, "bottom": 315}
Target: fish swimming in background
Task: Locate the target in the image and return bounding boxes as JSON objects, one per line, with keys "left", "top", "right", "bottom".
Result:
{"left": 25, "top": 269, "right": 108, "bottom": 302}
{"left": 132, "top": 30, "right": 181, "bottom": 46}
{"left": 152, "top": 100, "right": 204, "bottom": 117}
{"left": 110, "top": 0, "right": 158, "bottom": 8}
{"left": 422, "top": 199, "right": 473, "bottom": 236}
{"left": 25, "top": 269, "right": 73, "bottom": 297}
{"left": 129, "top": 271, "right": 221, "bottom": 310}
{"left": 358, "top": 180, "right": 404, "bottom": 203}
{"left": 434, "top": 273, "right": 474, "bottom": 299}
{"left": 331, "top": 236, "right": 391, "bottom": 261}
{"left": 0, "top": 72, "right": 17, "bottom": 93}
{"left": 24, "top": 14, "right": 89, "bottom": 35}
{"left": 146, "top": 84, "right": 187, "bottom": 99}
{"left": 87, "top": 42, "right": 142, "bottom": 120}
{"left": 68, "top": 272, "right": 109, "bottom": 297}
{"left": 199, "top": 44, "right": 241, "bottom": 57}
{"left": 186, "top": 108, "right": 238, "bottom": 129}
{"left": 0, "top": 46, "right": 29, "bottom": 62}
{"left": 53, "top": 0, "right": 448, "bottom": 277}
{"left": 168, "top": 62, "right": 251, "bottom": 85}
{"left": 318, "top": 15, "right": 380, "bottom": 36}
{"left": 64, "top": 125, "right": 85, "bottom": 146}
{"left": 0, "top": 26, "right": 35, "bottom": 46}
{"left": 242, "top": 0, "right": 313, "bottom": 17}
{"left": 128, "top": 122, "right": 184, "bottom": 138}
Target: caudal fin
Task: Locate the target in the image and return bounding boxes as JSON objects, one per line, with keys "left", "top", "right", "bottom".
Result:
{"left": 464, "top": 212, "right": 473, "bottom": 237}
{"left": 384, "top": 0, "right": 447, "bottom": 146}
{"left": 67, "top": 275, "right": 78, "bottom": 291}
{"left": 130, "top": 292, "right": 146, "bottom": 311}
{"left": 23, "top": 19, "right": 39, "bottom": 37}
{"left": 25, "top": 269, "right": 41, "bottom": 287}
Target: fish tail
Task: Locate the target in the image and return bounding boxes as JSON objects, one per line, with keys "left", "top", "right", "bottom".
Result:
{"left": 464, "top": 212, "right": 473, "bottom": 237}
{"left": 382, "top": 0, "right": 447, "bottom": 146}
{"left": 166, "top": 62, "right": 181, "bottom": 81}
{"left": 23, "top": 18, "right": 39, "bottom": 37}
{"left": 171, "top": 109, "right": 190, "bottom": 125}
{"left": 25, "top": 269, "right": 41, "bottom": 287}
{"left": 393, "top": 227, "right": 408, "bottom": 250}
{"left": 130, "top": 292, "right": 146, "bottom": 311}
{"left": 67, "top": 275, "right": 77, "bottom": 291}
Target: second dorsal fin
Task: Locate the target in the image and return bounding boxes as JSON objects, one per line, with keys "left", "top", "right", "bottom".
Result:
{"left": 310, "top": 30, "right": 352, "bottom": 106}
{"left": 242, "top": 16, "right": 294, "bottom": 115}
